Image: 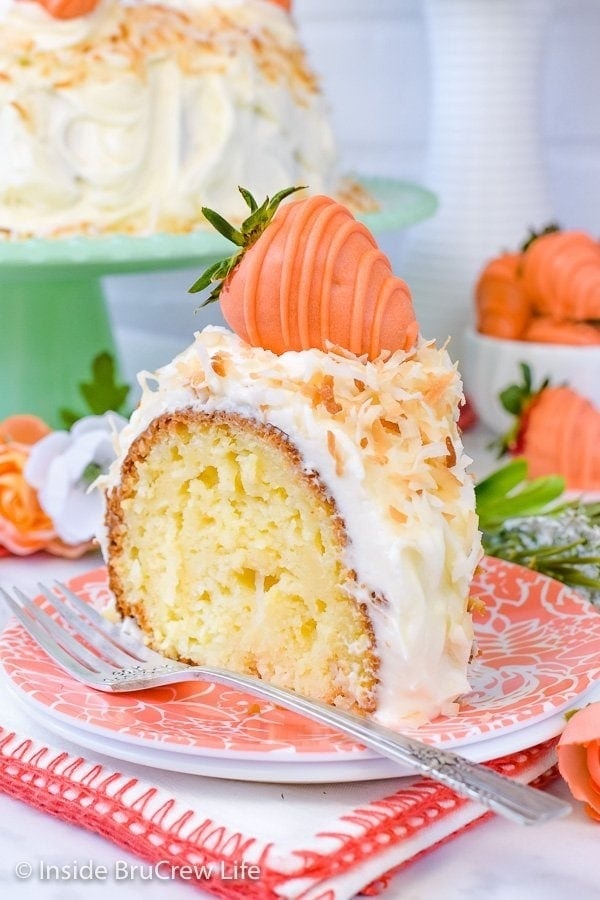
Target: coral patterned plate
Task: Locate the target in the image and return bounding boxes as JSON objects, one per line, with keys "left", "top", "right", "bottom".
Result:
{"left": 1, "top": 557, "right": 600, "bottom": 783}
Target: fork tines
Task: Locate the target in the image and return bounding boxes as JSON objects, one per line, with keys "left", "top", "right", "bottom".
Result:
{"left": 0, "top": 583, "right": 147, "bottom": 686}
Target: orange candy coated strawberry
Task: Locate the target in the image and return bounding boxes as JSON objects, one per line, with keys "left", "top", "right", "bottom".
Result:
{"left": 35, "top": 0, "right": 99, "bottom": 19}
{"left": 521, "top": 386, "right": 600, "bottom": 489}
{"left": 522, "top": 229, "right": 600, "bottom": 322}
{"left": 475, "top": 252, "right": 531, "bottom": 340}
{"left": 475, "top": 225, "right": 600, "bottom": 343}
{"left": 191, "top": 187, "right": 418, "bottom": 360}
{"left": 523, "top": 316, "right": 600, "bottom": 345}
{"left": 499, "top": 364, "right": 600, "bottom": 491}
{"left": 33, "top": 0, "right": 286, "bottom": 17}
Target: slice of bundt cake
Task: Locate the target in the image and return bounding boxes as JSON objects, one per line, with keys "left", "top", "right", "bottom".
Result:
{"left": 100, "top": 327, "right": 481, "bottom": 728}
{"left": 106, "top": 407, "right": 378, "bottom": 713}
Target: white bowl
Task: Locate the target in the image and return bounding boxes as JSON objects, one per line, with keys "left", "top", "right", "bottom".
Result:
{"left": 461, "top": 328, "right": 600, "bottom": 435}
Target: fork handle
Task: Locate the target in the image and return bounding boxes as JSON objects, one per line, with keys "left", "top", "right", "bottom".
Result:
{"left": 117, "top": 665, "right": 570, "bottom": 826}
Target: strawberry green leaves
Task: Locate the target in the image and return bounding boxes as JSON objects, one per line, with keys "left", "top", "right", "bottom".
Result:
{"left": 189, "top": 185, "right": 306, "bottom": 304}
{"left": 499, "top": 362, "right": 549, "bottom": 418}
{"left": 492, "top": 363, "right": 551, "bottom": 457}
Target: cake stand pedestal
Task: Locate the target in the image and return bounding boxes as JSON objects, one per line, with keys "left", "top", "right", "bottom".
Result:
{"left": 1, "top": 240, "right": 223, "bottom": 429}
{"left": 400, "top": 0, "right": 556, "bottom": 352}
{"left": 1, "top": 178, "right": 437, "bottom": 428}
{"left": 3, "top": 272, "right": 115, "bottom": 429}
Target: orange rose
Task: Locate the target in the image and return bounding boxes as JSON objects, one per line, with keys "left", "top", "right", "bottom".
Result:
{"left": 557, "top": 703, "right": 600, "bottom": 821}
{"left": 0, "top": 440, "right": 57, "bottom": 555}
{"left": 0, "top": 415, "right": 96, "bottom": 558}
{"left": 0, "top": 414, "right": 51, "bottom": 446}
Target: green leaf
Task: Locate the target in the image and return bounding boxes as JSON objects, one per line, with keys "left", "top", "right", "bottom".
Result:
{"left": 240, "top": 196, "right": 271, "bottom": 237}
{"left": 189, "top": 256, "right": 239, "bottom": 294}
{"left": 78, "top": 352, "right": 129, "bottom": 416}
{"left": 59, "top": 407, "right": 80, "bottom": 430}
{"left": 475, "top": 459, "right": 565, "bottom": 531}
{"left": 198, "top": 284, "right": 224, "bottom": 307}
{"left": 478, "top": 468, "right": 600, "bottom": 595}
{"left": 201, "top": 207, "right": 245, "bottom": 246}
{"left": 475, "top": 459, "right": 528, "bottom": 504}
{"left": 238, "top": 186, "right": 258, "bottom": 213}
{"left": 520, "top": 361, "right": 532, "bottom": 393}
{"left": 82, "top": 461, "right": 104, "bottom": 485}
{"left": 57, "top": 352, "right": 130, "bottom": 428}
{"left": 267, "top": 185, "right": 307, "bottom": 213}
{"left": 555, "top": 571, "right": 600, "bottom": 589}
{"left": 499, "top": 384, "right": 527, "bottom": 416}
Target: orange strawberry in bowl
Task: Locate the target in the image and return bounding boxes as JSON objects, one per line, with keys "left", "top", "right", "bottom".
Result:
{"left": 190, "top": 186, "right": 418, "bottom": 360}
{"left": 497, "top": 363, "right": 600, "bottom": 491}
{"left": 522, "top": 317, "right": 600, "bottom": 346}
{"left": 475, "top": 252, "right": 531, "bottom": 340}
{"left": 522, "top": 227, "right": 600, "bottom": 323}
{"left": 473, "top": 223, "right": 600, "bottom": 343}
{"left": 467, "top": 222, "right": 600, "bottom": 434}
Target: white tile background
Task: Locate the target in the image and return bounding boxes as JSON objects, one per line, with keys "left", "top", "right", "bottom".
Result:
{"left": 106, "top": 0, "right": 600, "bottom": 387}
{"left": 294, "top": 0, "right": 600, "bottom": 232}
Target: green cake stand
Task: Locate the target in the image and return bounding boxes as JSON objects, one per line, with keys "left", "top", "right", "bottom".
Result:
{"left": 0, "top": 177, "right": 437, "bottom": 428}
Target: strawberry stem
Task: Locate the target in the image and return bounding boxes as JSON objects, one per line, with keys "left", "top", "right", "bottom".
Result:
{"left": 491, "top": 363, "right": 550, "bottom": 457}
{"left": 520, "top": 221, "right": 561, "bottom": 253}
{"left": 189, "top": 184, "right": 306, "bottom": 304}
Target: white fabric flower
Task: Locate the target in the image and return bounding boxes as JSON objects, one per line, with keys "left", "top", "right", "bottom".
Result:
{"left": 25, "top": 412, "right": 127, "bottom": 545}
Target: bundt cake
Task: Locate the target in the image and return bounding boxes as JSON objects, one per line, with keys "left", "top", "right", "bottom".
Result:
{"left": 100, "top": 328, "right": 482, "bottom": 728}
{"left": 0, "top": 0, "right": 336, "bottom": 237}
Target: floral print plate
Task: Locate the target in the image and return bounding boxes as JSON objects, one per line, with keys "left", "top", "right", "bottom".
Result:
{"left": 1, "top": 557, "right": 600, "bottom": 781}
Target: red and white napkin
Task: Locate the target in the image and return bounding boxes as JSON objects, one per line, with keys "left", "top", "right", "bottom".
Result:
{"left": 0, "top": 715, "right": 558, "bottom": 900}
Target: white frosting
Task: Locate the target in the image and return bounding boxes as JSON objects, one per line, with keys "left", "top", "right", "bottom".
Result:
{"left": 100, "top": 328, "right": 482, "bottom": 728}
{"left": 0, "top": 0, "right": 336, "bottom": 236}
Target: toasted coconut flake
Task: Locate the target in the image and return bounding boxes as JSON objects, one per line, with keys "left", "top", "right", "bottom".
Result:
{"left": 372, "top": 453, "right": 390, "bottom": 467}
{"left": 211, "top": 354, "right": 227, "bottom": 377}
{"left": 389, "top": 506, "right": 408, "bottom": 524}
{"left": 9, "top": 101, "right": 30, "bottom": 124}
{"left": 381, "top": 418, "right": 401, "bottom": 435}
{"left": 319, "top": 375, "right": 342, "bottom": 415}
{"left": 445, "top": 436, "right": 457, "bottom": 468}
{"left": 326, "top": 429, "right": 344, "bottom": 477}
{"left": 468, "top": 595, "right": 487, "bottom": 615}
{"left": 424, "top": 371, "right": 456, "bottom": 405}
{"left": 431, "top": 464, "right": 462, "bottom": 500}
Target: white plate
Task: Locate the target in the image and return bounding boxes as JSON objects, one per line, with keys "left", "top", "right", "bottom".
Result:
{"left": 7, "top": 679, "right": 600, "bottom": 784}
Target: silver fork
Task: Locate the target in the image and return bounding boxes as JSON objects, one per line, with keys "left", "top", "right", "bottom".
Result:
{"left": 0, "top": 582, "right": 571, "bottom": 826}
